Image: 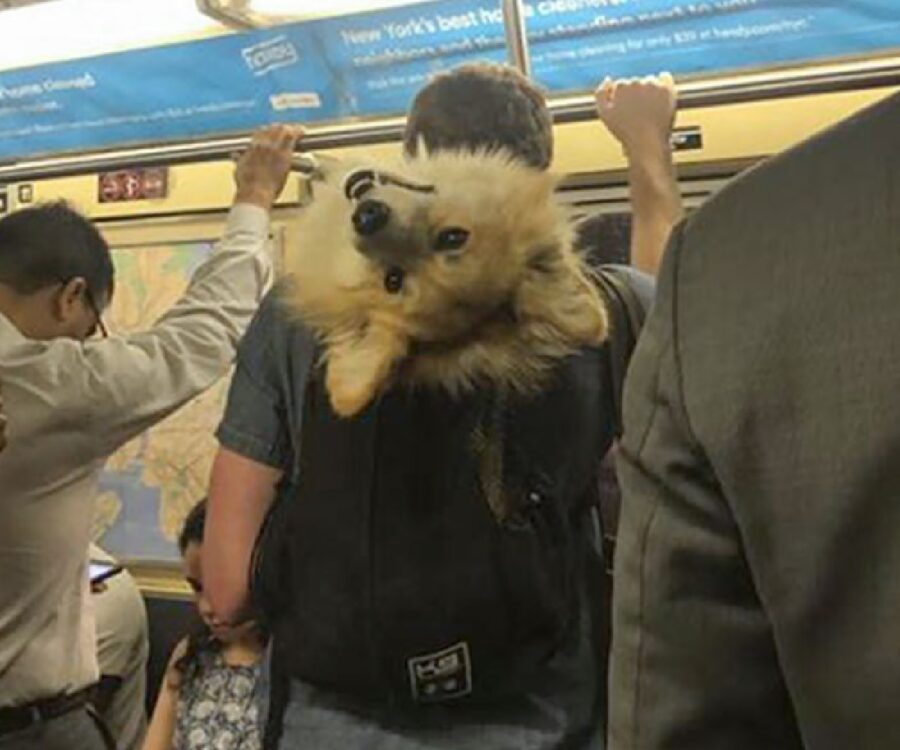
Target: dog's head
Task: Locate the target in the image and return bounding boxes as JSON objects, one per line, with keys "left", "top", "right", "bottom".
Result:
{"left": 284, "top": 149, "right": 607, "bottom": 417}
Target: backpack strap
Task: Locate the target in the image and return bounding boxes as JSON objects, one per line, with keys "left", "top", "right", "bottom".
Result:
{"left": 592, "top": 267, "right": 647, "bottom": 561}
{"left": 594, "top": 266, "right": 647, "bottom": 440}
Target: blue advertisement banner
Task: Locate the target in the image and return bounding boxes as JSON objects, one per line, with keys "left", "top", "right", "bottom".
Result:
{"left": 0, "top": 0, "right": 897, "bottom": 162}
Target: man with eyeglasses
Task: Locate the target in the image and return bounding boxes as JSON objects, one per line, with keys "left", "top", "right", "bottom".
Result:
{"left": 0, "top": 123, "right": 300, "bottom": 750}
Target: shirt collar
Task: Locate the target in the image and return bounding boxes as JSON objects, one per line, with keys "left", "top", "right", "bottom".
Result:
{"left": 0, "top": 311, "right": 24, "bottom": 343}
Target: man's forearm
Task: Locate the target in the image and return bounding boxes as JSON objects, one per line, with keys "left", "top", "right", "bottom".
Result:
{"left": 594, "top": 72, "right": 681, "bottom": 275}
{"left": 627, "top": 143, "right": 683, "bottom": 275}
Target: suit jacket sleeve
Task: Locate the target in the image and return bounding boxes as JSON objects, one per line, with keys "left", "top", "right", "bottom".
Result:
{"left": 607, "top": 222, "right": 800, "bottom": 750}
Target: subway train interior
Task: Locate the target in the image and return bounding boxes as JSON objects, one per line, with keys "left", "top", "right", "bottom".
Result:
{"left": 0, "top": 0, "right": 898, "bottom": 748}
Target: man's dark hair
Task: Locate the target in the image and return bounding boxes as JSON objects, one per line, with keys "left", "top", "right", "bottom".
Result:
{"left": 404, "top": 62, "right": 554, "bottom": 170}
{"left": 0, "top": 201, "right": 114, "bottom": 303}
{"left": 575, "top": 213, "right": 632, "bottom": 267}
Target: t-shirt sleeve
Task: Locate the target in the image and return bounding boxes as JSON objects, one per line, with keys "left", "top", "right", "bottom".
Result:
{"left": 215, "top": 288, "right": 293, "bottom": 470}
{"left": 597, "top": 264, "right": 656, "bottom": 455}
{"left": 603, "top": 263, "right": 656, "bottom": 312}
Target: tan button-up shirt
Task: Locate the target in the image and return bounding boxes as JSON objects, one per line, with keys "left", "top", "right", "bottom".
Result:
{"left": 0, "top": 204, "right": 272, "bottom": 707}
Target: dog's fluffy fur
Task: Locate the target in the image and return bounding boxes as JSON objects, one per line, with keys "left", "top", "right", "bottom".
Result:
{"left": 282, "top": 149, "right": 608, "bottom": 417}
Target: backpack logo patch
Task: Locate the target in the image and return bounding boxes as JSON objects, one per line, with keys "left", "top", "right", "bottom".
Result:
{"left": 407, "top": 641, "right": 472, "bottom": 703}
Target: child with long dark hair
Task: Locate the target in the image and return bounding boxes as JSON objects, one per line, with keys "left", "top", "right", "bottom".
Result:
{"left": 143, "top": 500, "right": 267, "bottom": 750}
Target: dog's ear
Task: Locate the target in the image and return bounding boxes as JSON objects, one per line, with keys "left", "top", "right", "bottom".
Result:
{"left": 325, "top": 324, "right": 409, "bottom": 417}
{"left": 515, "top": 246, "right": 607, "bottom": 347}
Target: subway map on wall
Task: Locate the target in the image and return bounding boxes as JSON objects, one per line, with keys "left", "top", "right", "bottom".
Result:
{"left": 92, "top": 240, "right": 228, "bottom": 562}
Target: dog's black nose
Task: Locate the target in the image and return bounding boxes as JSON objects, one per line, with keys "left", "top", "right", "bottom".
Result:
{"left": 352, "top": 200, "right": 391, "bottom": 237}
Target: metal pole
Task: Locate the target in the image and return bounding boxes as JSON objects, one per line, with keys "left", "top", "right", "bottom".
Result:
{"left": 501, "top": 0, "right": 532, "bottom": 77}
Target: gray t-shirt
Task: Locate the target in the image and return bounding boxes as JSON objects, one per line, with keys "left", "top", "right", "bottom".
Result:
{"left": 217, "top": 267, "right": 654, "bottom": 749}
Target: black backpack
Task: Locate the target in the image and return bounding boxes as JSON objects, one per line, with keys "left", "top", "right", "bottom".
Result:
{"left": 252, "top": 266, "right": 646, "bottom": 738}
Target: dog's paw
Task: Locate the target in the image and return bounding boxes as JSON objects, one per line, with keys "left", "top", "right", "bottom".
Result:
{"left": 326, "top": 364, "right": 381, "bottom": 417}
{"left": 325, "top": 324, "right": 409, "bottom": 418}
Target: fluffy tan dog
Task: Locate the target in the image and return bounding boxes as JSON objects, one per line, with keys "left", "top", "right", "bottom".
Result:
{"left": 282, "top": 149, "right": 608, "bottom": 417}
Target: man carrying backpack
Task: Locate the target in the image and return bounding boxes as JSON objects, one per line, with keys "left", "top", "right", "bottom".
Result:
{"left": 204, "top": 63, "right": 680, "bottom": 749}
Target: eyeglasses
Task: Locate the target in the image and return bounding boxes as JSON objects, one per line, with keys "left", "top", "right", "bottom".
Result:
{"left": 83, "top": 286, "right": 109, "bottom": 339}
{"left": 57, "top": 278, "right": 109, "bottom": 339}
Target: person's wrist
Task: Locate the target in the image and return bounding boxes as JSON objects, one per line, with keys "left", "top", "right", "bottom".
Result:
{"left": 622, "top": 132, "right": 673, "bottom": 165}
{"left": 234, "top": 186, "right": 277, "bottom": 210}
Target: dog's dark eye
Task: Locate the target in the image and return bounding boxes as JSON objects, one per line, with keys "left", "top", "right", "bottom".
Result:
{"left": 434, "top": 227, "right": 470, "bottom": 252}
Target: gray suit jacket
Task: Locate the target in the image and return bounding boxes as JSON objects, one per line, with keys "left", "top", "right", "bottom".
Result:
{"left": 609, "top": 90, "right": 900, "bottom": 749}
